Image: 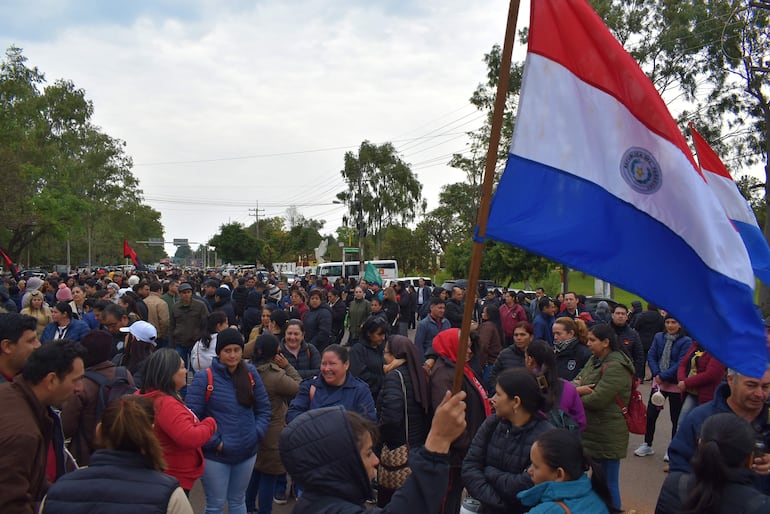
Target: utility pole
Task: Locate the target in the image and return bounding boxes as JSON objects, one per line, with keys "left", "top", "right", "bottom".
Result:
{"left": 249, "top": 201, "right": 265, "bottom": 238}
{"left": 356, "top": 173, "right": 365, "bottom": 279}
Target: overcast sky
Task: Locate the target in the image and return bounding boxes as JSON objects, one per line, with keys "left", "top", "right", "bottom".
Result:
{"left": 1, "top": 0, "right": 532, "bottom": 257}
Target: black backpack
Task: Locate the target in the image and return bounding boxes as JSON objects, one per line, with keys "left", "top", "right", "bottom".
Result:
{"left": 85, "top": 367, "right": 138, "bottom": 421}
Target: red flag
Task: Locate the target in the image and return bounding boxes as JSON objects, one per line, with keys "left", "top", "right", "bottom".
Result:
{"left": 122, "top": 240, "right": 145, "bottom": 270}
{"left": 0, "top": 247, "right": 20, "bottom": 280}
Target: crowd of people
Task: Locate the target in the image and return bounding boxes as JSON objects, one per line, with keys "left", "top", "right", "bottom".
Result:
{"left": 0, "top": 267, "right": 768, "bottom": 513}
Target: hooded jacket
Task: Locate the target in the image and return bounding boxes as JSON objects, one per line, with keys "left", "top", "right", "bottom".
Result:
{"left": 280, "top": 406, "right": 451, "bottom": 514}
{"left": 517, "top": 474, "right": 611, "bottom": 514}
{"left": 573, "top": 350, "right": 634, "bottom": 460}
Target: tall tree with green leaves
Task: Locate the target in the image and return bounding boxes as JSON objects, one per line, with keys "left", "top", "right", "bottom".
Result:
{"left": 0, "top": 45, "right": 163, "bottom": 266}
{"left": 336, "top": 141, "right": 426, "bottom": 257}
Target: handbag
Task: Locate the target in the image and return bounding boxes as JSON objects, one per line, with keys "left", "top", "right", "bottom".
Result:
{"left": 378, "top": 370, "right": 411, "bottom": 490}
{"left": 601, "top": 362, "right": 647, "bottom": 435}
{"left": 617, "top": 377, "right": 647, "bottom": 434}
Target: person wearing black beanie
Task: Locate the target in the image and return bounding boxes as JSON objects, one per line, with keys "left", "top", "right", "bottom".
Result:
{"left": 215, "top": 328, "right": 244, "bottom": 356}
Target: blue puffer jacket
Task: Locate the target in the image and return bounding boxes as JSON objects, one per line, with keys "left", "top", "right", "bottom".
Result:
{"left": 517, "top": 474, "right": 610, "bottom": 513}
{"left": 647, "top": 332, "right": 691, "bottom": 383}
{"left": 186, "top": 357, "right": 270, "bottom": 464}
{"left": 41, "top": 319, "right": 91, "bottom": 343}
{"left": 286, "top": 373, "right": 376, "bottom": 424}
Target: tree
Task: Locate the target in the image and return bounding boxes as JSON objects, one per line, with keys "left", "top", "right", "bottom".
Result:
{"left": 0, "top": 45, "right": 163, "bottom": 266}
{"left": 336, "top": 141, "right": 427, "bottom": 256}
{"left": 208, "top": 223, "right": 261, "bottom": 264}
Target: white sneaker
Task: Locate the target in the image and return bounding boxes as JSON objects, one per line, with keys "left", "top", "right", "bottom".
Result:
{"left": 664, "top": 451, "right": 669, "bottom": 462}
{"left": 634, "top": 443, "right": 655, "bottom": 457}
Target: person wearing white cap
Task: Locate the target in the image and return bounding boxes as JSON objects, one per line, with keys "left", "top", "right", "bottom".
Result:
{"left": 116, "top": 320, "right": 157, "bottom": 388}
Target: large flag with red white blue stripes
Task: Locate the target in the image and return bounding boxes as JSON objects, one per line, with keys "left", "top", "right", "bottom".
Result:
{"left": 691, "top": 126, "right": 770, "bottom": 286}
{"left": 485, "top": 0, "right": 767, "bottom": 376}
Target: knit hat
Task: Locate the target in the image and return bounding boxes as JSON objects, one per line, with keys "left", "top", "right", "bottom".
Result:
{"left": 664, "top": 313, "right": 677, "bottom": 321}
{"left": 26, "top": 277, "right": 44, "bottom": 291}
{"left": 80, "top": 330, "right": 114, "bottom": 367}
{"left": 56, "top": 284, "right": 73, "bottom": 302}
{"left": 128, "top": 275, "right": 140, "bottom": 286}
{"left": 107, "top": 282, "right": 120, "bottom": 292}
{"left": 119, "top": 320, "right": 157, "bottom": 345}
{"left": 216, "top": 328, "right": 244, "bottom": 355}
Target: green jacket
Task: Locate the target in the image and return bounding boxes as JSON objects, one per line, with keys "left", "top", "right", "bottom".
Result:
{"left": 347, "top": 298, "right": 370, "bottom": 339}
{"left": 573, "top": 350, "right": 634, "bottom": 460}
{"left": 169, "top": 298, "right": 208, "bottom": 347}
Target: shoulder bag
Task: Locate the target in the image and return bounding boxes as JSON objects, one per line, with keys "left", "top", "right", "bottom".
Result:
{"left": 378, "top": 370, "right": 411, "bottom": 490}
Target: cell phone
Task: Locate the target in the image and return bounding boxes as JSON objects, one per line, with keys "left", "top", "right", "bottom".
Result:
{"left": 753, "top": 440, "right": 767, "bottom": 461}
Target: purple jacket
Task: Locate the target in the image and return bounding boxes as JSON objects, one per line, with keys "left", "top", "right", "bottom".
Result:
{"left": 559, "top": 379, "right": 587, "bottom": 432}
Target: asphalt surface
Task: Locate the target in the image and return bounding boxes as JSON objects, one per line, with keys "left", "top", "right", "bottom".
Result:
{"left": 189, "top": 353, "right": 672, "bottom": 514}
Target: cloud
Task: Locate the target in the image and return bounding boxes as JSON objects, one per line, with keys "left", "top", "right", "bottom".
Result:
{"left": 2, "top": 0, "right": 517, "bottom": 255}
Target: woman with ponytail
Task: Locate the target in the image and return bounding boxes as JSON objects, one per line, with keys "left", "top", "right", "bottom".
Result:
{"left": 517, "top": 429, "right": 618, "bottom": 513}
{"left": 525, "top": 339, "right": 586, "bottom": 431}
{"left": 42, "top": 396, "right": 194, "bottom": 513}
{"left": 186, "top": 328, "right": 271, "bottom": 514}
{"left": 659, "top": 413, "right": 769, "bottom": 514}
{"left": 462, "top": 368, "right": 553, "bottom": 514}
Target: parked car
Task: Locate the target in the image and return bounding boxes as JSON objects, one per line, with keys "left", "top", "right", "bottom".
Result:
{"left": 583, "top": 295, "right": 619, "bottom": 313}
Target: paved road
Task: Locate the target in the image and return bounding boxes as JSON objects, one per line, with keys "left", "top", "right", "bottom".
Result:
{"left": 189, "top": 358, "right": 673, "bottom": 513}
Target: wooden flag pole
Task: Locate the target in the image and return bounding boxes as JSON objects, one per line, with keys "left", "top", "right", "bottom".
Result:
{"left": 452, "top": 0, "right": 522, "bottom": 394}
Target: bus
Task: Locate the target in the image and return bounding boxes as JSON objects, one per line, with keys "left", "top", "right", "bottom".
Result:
{"left": 315, "top": 259, "right": 399, "bottom": 283}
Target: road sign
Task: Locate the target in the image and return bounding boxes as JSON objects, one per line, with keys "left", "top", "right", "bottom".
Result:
{"left": 343, "top": 248, "right": 359, "bottom": 253}
{"left": 173, "top": 238, "right": 189, "bottom": 246}
{"left": 148, "top": 237, "right": 165, "bottom": 247}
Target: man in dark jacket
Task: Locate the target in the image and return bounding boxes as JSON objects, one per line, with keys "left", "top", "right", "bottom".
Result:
{"left": 213, "top": 286, "right": 236, "bottom": 327}
{"left": 659, "top": 367, "right": 770, "bottom": 512}
{"left": 445, "top": 286, "right": 465, "bottom": 329}
{"left": 0, "top": 341, "right": 86, "bottom": 514}
{"left": 231, "top": 277, "right": 250, "bottom": 321}
{"left": 169, "top": 283, "right": 208, "bottom": 369}
{"left": 672, "top": 370, "right": 770, "bottom": 478}
{"left": 328, "top": 289, "right": 347, "bottom": 345}
{"left": 556, "top": 291, "right": 589, "bottom": 320}
{"left": 303, "top": 289, "right": 333, "bottom": 352}
{"left": 632, "top": 303, "right": 665, "bottom": 357}
{"left": 610, "top": 304, "right": 645, "bottom": 379}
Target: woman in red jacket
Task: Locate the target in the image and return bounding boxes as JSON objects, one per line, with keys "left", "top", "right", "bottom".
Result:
{"left": 139, "top": 348, "right": 217, "bottom": 493}
{"left": 676, "top": 340, "right": 726, "bottom": 425}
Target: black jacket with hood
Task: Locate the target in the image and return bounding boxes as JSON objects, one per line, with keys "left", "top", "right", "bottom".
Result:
{"left": 280, "top": 406, "right": 451, "bottom": 514}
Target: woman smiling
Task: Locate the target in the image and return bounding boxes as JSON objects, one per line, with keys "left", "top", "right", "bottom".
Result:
{"left": 286, "top": 344, "right": 376, "bottom": 423}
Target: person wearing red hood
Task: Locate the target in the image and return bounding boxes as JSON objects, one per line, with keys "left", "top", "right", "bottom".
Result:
{"left": 429, "top": 328, "right": 490, "bottom": 514}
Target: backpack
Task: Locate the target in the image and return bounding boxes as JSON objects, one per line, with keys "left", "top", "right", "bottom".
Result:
{"left": 547, "top": 408, "right": 580, "bottom": 432}
{"left": 85, "top": 367, "right": 138, "bottom": 421}
{"left": 205, "top": 367, "right": 256, "bottom": 403}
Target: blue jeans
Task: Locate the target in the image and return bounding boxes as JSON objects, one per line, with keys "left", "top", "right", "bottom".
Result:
{"left": 202, "top": 455, "right": 257, "bottom": 514}
{"left": 246, "top": 469, "right": 280, "bottom": 514}
{"left": 593, "top": 458, "right": 621, "bottom": 510}
{"left": 175, "top": 344, "right": 193, "bottom": 369}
